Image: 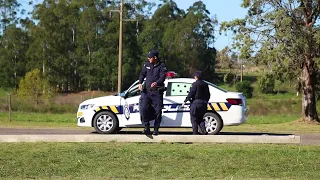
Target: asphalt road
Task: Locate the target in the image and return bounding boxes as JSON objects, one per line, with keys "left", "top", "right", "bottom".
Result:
{"left": 0, "top": 128, "right": 318, "bottom": 145}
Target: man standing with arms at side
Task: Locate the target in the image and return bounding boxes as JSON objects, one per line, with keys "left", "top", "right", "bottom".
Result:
{"left": 138, "top": 50, "right": 167, "bottom": 135}
{"left": 182, "top": 71, "right": 210, "bottom": 135}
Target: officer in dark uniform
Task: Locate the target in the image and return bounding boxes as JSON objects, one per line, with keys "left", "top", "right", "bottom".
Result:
{"left": 138, "top": 50, "right": 167, "bottom": 135}
{"left": 182, "top": 71, "right": 210, "bottom": 135}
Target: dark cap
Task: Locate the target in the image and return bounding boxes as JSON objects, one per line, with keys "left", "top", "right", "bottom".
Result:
{"left": 193, "top": 71, "right": 203, "bottom": 79}
{"left": 147, "top": 50, "right": 159, "bottom": 58}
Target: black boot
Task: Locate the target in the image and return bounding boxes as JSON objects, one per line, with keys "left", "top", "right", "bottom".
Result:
{"left": 199, "top": 123, "right": 208, "bottom": 135}
{"left": 200, "top": 127, "right": 208, "bottom": 135}
{"left": 153, "top": 126, "right": 159, "bottom": 135}
{"left": 142, "top": 127, "right": 151, "bottom": 135}
{"left": 142, "top": 123, "right": 151, "bottom": 135}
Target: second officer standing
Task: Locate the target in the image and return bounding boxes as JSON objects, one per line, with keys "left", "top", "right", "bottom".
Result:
{"left": 182, "top": 71, "right": 210, "bottom": 135}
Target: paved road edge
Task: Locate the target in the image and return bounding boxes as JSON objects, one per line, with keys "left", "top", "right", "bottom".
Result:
{"left": 0, "top": 134, "right": 300, "bottom": 144}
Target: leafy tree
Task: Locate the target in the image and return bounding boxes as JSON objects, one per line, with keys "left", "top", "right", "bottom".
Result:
{"left": 258, "top": 73, "right": 275, "bottom": 94}
{"left": 221, "top": 0, "right": 320, "bottom": 122}
{"left": 17, "top": 69, "right": 50, "bottom": 104}
{"left": 0, "top": 0, "right": 20, "bottom": 33}
{"left": 0, "top": 25, "right": 29, "bottom": 89}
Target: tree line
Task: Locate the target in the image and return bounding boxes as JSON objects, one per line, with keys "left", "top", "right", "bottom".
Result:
{"left": 0, "top": 0, "right": 217, "bottom": 92}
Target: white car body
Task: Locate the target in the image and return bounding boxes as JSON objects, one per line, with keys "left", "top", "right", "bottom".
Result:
{"left": 77, "top": 78, "right": 248, "bottom": 134}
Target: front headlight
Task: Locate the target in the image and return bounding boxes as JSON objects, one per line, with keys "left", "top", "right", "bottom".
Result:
{"left": 80, "top": 104, "right": 95, "bottom": 110}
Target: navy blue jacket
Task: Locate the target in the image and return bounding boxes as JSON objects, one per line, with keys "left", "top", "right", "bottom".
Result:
{"left": 139, "top": 61, "right": 167, "bottom": 89}
{"left": 184, "top": 80, "right": 210, "bottom": 103}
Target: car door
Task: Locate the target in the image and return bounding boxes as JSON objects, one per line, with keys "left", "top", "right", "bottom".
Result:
{"left": 120, "top": 84, "right": 143, "bottom": 126}
{"left": 162, "top": 81, "right": 193, "bottom": 127}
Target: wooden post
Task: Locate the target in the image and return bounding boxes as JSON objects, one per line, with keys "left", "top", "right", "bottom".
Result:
{"left": 8, "top": 93, "right": 12, "bottom": 122}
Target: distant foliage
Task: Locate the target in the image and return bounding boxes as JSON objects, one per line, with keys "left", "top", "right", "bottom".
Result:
{"left": 17, "top": 69, "right": 51, "bottom": 104}
{"left": 223, "top": 72, "right": 238, "bottom": 85}
{"left": 258, "top": 73, "right": 275, "bottom": 94}
{"left": 235, "top": 80, "right": 253, "bottom": 98}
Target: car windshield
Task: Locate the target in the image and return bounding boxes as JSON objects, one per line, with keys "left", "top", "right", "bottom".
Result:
{"left": 204, "top": 81, "right": 228, "bottom": 93}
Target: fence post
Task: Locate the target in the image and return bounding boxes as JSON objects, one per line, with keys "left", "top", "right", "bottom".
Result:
{"left": 8, "top": 93, "right": 12, "bottom": 122}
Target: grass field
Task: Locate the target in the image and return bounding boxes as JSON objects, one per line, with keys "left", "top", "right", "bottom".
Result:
{"left": 1, "top": 112, "right": 319, "bottom": 133}
{"left": 0, "top": 143, "right": 319, "bottom": 179}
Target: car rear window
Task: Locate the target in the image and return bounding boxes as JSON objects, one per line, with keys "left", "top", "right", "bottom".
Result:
{"left": 204, "top": 81, "right": 228, "bottom": 93}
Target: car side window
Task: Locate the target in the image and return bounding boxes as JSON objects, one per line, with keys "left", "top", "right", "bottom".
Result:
{"left": 126, "top": 85, "right": 141, "bottom": 98}
{"left": 166, "top": 82, "right": 192, "bottom": 96}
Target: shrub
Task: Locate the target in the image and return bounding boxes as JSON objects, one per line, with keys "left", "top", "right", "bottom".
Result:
{"left": 17, "top": 69, "right": 52, "bottom": 104}
{"left": 223, "top": 72, "right": 238, "bottom": 85}
{"left": 257, "top": 73, "right": 275, "bottom": 93}
{"left": 235, "top": 80, "right": 253, "bottom": 98}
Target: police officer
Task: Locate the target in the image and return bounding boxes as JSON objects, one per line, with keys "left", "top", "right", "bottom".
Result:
{"left": 182, "top": 71, "right": 210, "bottom": 135}
{"left": 138, "top": 50, "right": 167, "bottom": 135}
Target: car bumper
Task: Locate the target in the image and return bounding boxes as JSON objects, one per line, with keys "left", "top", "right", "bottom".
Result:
{"left": 77, "top": 110, "right": 94, "bottom": 127}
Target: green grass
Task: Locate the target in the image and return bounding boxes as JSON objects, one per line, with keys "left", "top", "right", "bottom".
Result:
{"left": 1, "top": 112, "right": 319, "bottom": 133}
{"left": 224, "top": 123, "right": 320, "bottom": 133}
{"left": 253, "top": 92, "right": 300, "bottom": 100}
{"left": 0, "top": 112, "right": 76, "bottom": 128}
{"left": 0, "top": 143, "right": 319, "bottom": 179}
{"left": 246, "top": 115, "right": 299, "bottom": 124}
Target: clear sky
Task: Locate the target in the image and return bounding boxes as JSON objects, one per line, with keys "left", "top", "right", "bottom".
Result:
{"left": 21, "top": 0, "right": 247, "bottom": 51}
{"left": 173, "top": 0, "right": 247, "bottom": 50}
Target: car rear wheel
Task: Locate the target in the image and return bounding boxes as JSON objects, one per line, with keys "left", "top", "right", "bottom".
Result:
{"left": 204, "top": 112, "right": 223, "bottom": 135}
{"left": 93, "top": 111, "right": 119, "bottom": 134}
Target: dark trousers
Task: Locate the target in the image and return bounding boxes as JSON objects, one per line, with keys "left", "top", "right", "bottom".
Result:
{"left": 139, "top": 90, "right": 163, "bottom": 128}
{"left": 190, "top": 100, "right": 207, "bottom": 134}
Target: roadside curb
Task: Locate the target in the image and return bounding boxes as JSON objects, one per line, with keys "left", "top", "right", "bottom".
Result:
{"left": 0, "top": 134, "right": 300, "bottom": 144}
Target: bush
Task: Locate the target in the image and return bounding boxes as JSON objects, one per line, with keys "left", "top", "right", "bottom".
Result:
{"left": 235, "top": 80, "right": 253, "bottom": 98}
{"left": 17, "top": 69, "right": 52, "bottom": 104}
{"left": 257, "top": 73, "right": 275, "bottom": 93}
{"left": 223, "top": 72, "right": 238, "bottom": 85}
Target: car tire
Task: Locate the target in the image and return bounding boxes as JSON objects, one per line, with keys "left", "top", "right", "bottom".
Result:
{"left": 204, "top": 112, "right": 223, "bottom": 135}
{"left": 93, "top": 111, "right": 119, "bottom": 134}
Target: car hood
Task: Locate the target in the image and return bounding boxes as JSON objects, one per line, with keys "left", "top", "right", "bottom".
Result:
{"left": 80, "top": 96, "right": 121, "bottom": 106}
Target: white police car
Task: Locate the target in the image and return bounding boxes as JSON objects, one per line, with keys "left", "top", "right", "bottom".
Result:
{"left": 77, "top": 72, "right": 248, "bottom": 135}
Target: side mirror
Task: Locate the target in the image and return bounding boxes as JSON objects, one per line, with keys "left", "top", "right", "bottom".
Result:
{"left": 120, "top": 92, "right": 127, "bottom": 98}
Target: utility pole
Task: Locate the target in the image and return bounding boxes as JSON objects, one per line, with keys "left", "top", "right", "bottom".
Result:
{"left": 238, "top": 53, "right": 243, "bottom": 82}
{"left": 240, "top": 57, "right": 243, "bottom": 82}
{"left": 118, "top": 0, "right": 123, "bottom": 94}
{"left": 110, "top": 0, "right": 138, "bottom": 94}
{"left": 8, "top": 93, "right": 11, "bottom": 122}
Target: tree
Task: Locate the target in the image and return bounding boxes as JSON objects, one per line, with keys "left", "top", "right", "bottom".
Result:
{"left": 0, "top": 25, "right": 29, "bottom": 89}
{"left": 139, "top": 1, "right": 217, "bottom": 79}
{"left": 220, "top": 0, "right": 320, "bottom": 122}
{"left": 17, "top": 69, "right": 50, "bottom": 104}
{"left": 216, "top": 46, "right": 236, "bottom": 70}
{"left": 0, "top": 0, "right": 20, "bottom": 33}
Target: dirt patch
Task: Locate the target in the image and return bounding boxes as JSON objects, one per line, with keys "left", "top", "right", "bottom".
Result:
{"left": 293, "top": 118, "right": 320, "bottom": 125}
{"left": 54, "top": 91, "right": 116, "bottom": 105}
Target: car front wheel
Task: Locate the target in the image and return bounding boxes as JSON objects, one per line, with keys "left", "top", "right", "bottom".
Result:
{"left": 204, "top": 112, "right": 223, "bottom": 135}
{"left": 93, "top": 111, "right": 119, "bottom": 134}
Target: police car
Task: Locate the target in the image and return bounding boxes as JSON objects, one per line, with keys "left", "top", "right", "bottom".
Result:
{"left": 77, "top": 72, "right": 248, "bottom": 135}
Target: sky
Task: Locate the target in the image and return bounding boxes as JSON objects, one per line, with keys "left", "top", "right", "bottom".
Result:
{"left": 21, "top": 0, "right": 247, "bottom": 51}
{"left": 173, "top": 0, "right": 247, "bottom": 50}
